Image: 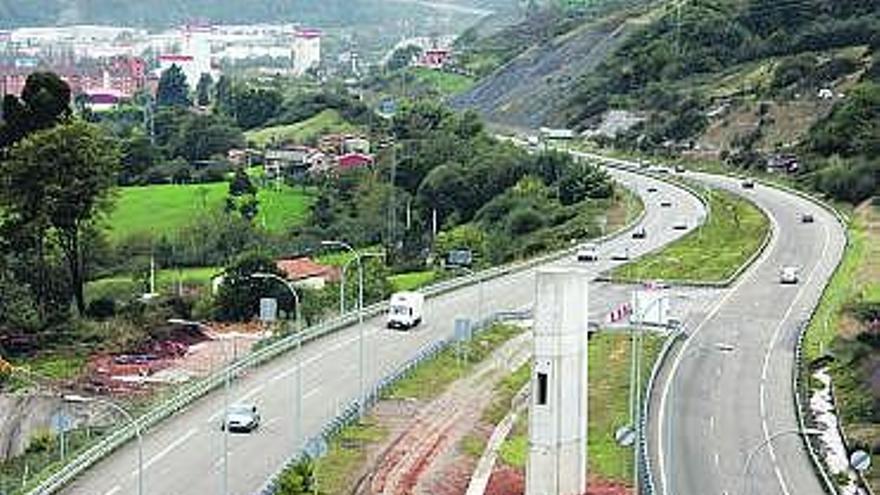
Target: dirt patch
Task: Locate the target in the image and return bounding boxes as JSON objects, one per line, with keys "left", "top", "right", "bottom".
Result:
{"left": 357, "top": 332, "right": 531, "bottom": 495}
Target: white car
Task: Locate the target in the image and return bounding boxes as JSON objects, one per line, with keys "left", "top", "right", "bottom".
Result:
{"left": 611, "top": 248, "right": 631, "bottom": 261}
{"left": 576, "top": 243, "right": 599, "bottom": 262}
{"left": 780, "top": 266, "right": 800, "bottom": 284}
{"left": 222, "top": 404, "right": 260, "bottom": 432}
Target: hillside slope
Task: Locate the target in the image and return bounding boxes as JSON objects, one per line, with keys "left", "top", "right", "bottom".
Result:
{"left": 451, "top": 17, "right": 633, "bottom": 129}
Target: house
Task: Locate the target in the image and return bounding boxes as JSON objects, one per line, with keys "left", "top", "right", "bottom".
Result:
{"left": 264, "top": 145, "right": 326, "bottom": 179}
{"left": 337, "top": 152, "right": 375, "bottom": 170}
{"left": 343, "top": 136, "right": 370, "bottom": 154}
{"left": 416, "top": 48, "right": 452, "bottom": 69}
{"left": 276, "top": 257, "right": 341, "bottom": 290}
{"left": 766, "top": 154, "right": 800, "bottom": 174}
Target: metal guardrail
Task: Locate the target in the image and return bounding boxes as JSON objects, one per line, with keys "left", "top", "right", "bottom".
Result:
{"left": 639, "top": 330, "right": 685, "bottom": 495}
{"left": 26, "top": 171, "right": 650, "bottom": 495}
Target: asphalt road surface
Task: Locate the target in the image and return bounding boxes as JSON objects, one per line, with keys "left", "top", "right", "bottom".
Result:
{"left": 61, "top": 166, "right": 704, "bottom": 495}
{"left": 648, "top": 172, "right": 846, "bottom": 495}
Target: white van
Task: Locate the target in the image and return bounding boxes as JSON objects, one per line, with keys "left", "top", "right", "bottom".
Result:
{"left": 387, "top": 291, "right": 425, "bottom": 330}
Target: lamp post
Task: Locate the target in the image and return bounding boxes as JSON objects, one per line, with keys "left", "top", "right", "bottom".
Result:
{"left": 64, "top": 395, "right": 143, "bottom": 495}
{"left": 250, "top": 273, "right": 303, "bottom": 452}
{"left": 740, "top": 428, "right": 823, "bottom": 495}
{"left": 321, "top": 240, "right": 367, "bottom": 415}
{"left": 340, "top": 252, "right": 384, "bottom": 317}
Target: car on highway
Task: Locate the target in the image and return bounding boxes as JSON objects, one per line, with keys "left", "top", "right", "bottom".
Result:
{"left": 576, "top": 243, "right": 599, "bottom": 262}
{"left": 742, "top": 179, "right": 755, "bottom": 189}
{"left": 647, "top": 186, "right": 658, "bottom": 193}
{"left": 611, "top": 248, "right": 631, "bottom": 261}
{"left": 632, "top": 227, "right": 647, "bottom": 239}
{"left": 222, "top": 404, "right": 261, "bottom": 433}
{"left": 660, "top": 199, "right": 673, "bottom": 207}
{"left": 673, "top": 218, "right": 688, "bottom": 230}
{"left": 387, "top": 291, "right": 425, "bottom": 330}
{"left": 780, "top": 266, "right": 800, "bottom": 284}
{"left": 674, "top": 165, "right": 686, "bottom": 173}
{"left": 801, "top": 213, "right": 815, "bottom": 223}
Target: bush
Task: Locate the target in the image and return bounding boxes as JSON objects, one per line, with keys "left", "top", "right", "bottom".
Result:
{"left": 85, "top": 297, "right": 116, "bottom": 319}
{"left": 506, "top": 207, "right": 546, "bottom": 235}
{"left": 26, "top": 429, "right": 56, "bottom": 454}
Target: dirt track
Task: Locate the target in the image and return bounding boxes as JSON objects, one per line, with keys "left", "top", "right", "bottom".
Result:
{"left": 363, "top": 331, "right": 532, "bottom": 495}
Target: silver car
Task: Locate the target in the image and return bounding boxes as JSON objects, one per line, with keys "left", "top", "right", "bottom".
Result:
{"left": 222, "top": 404, "right": 261, "bottom": 433}
{"left": 780, "top": 266, "right": 799, "bottom": 285}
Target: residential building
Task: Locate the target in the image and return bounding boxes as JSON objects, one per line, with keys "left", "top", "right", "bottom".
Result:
{"left": 292, "top": 28, "right": 321, "bottom": 76}
{"left": 264, "top": 145, "right": 327, "bottom": 178}
{"left": 337, "top": 152, "right": 375, "bottom": 170}
{"left": 276, "top": 257, "right": 341, "bottom": 290}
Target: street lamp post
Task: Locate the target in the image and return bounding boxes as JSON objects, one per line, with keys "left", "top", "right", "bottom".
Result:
{"left": 321, "top": 241, "right": 367, "bottom": 415}
{"left": 339, "top": 253, "right": 384, "bottom": 318}
{"left": 64, "top": 395, "right": 143, "bottom": 495}
{"left": 251, "top": 273, "right": 303, "bottom": 452}
{"left": 739, "top": 428, "right": 823, "bottom": 495}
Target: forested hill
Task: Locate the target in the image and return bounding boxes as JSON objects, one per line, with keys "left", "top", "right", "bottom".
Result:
{"left": 0, "top": 0, "right": 510, "bottom": 29}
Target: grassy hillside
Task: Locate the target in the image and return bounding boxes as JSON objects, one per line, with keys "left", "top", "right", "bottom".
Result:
{"left": 244, "top": 109, "right": 359, "bottom": 148}
{"left": 105, "top": 182, "right": 314, "bottom": 242}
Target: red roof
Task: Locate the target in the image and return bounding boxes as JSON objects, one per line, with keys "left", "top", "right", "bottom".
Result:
{"left": 338, "top": 153, "right": 374, "bottom": 170}
{"left": 159, "top": 54, "right": 194, "bottom": 62}
{"left": 276, "top": 258, "right": 340, "bottom": 282}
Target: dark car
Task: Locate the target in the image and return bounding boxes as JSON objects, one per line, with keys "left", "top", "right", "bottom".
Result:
{"left": 647, "top": 186, "right": 658, "bottom": 193}
{"left": 742, "top": 179, "right": 755, "bottom": 189}
{"left": 632, "top": 227, "right": 647, "bottom": 239}
{"left": 660, "top": 200, "right": 673, "bottom": 207}
{"left": 801, "top": 213, "right": 815, "bottom": 223}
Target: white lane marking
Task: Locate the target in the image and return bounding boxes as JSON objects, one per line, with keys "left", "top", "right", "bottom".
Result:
{"left": 715, "top": 452, "right": 720, "bottom": 467}
{"left": 134, "top": 427, "right": 198, "bottom": 476}
{"left": 104, "top": 486, "right": 121, "bottom": 495}
{"left": 710, "top": 415, "right": 715, "bottom": 432}
{"left": 239, "top": 384, "right": 264, "bottom": 402}
{"left": 657, "top": 177, "right": 782, "bottom": 495}
{"left": 759, "top": 219, "right": 831, "bottom": 495}
{"left": 304, "top": 387, "right": 321, "bottom": 400}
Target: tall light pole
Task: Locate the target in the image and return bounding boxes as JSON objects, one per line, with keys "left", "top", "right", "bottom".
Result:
{"left": 64, "top": 395, "right": 143, "bottom": 495}
{"left": 251, "top": 273, "right": 303, "bottom": 451}
{"left": 339, "top": 252, "right": 384, "bottom": 317}
{"left": 739, "top": 428, "right": 823, "bottom": 495}
{"left": 321, "top": 240, "right": 367, "bottom": 415}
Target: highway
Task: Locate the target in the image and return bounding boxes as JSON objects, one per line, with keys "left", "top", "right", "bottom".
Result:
{"left": 647, "top": 172, "right": 847, "bottom": 495}
{"left": 60, "top": 166, "right": 705, "bottom": 495}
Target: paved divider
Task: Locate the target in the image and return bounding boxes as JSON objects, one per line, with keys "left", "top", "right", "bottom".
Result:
{"left": 27, "top": 167, "right": 652, "bottom": 495}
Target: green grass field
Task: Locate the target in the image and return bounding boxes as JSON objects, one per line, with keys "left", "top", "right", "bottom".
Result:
{"left": 244, "top": 109, "right": 359, "bottom": 147}
{"left": 86, "top": 266, "right": 222, "bottom": 302}
{"left": 613, "top": 186, "right": 769, "bottom": 283}
{"left": 388, "top": 270, "right": 436, "bottom": 292}
{"left": 104, "top": 182, "right": 314, "bottom": 243}
{"left": 409, "top": 67, "right": 474, "bottom": 95}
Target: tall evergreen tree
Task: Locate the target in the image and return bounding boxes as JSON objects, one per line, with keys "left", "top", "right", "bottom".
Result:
{"left": 156, "top": 65, "right": 192, "bottom": 108}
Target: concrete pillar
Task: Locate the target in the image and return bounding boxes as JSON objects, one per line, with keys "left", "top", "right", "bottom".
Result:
{"left": 526, "top": 268, "right": 589, "bottom": 495}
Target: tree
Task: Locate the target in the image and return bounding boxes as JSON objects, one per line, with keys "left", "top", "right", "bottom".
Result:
{"left": 231, "top": 86, "right": 282, "bottom": 129}
{"left": 0, "top": 72, "right": 71, "bottom": 149}
{"left": 196, "top": 73, "right": 214, "bottom": 107}
{"left": 214, "top": 75, "right": 235, "bottom": 115}
{"left": 0, "top": 121, "right": 119, "bottom": 314}
{"left": 226, "top": 169, "right": 260, "bottom": 221}
{"left": 172, "top": 113, "right": 245, "bottom": 162}
{"left": 215, "top": 251, "right": 291, "bottom": 321}
{"left": 156, "top": 65, "right": 191, "bottom": 108}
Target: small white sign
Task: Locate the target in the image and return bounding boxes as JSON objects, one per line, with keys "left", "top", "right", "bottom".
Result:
{"left": 259, "top": 298, "right": 278, "bottom": 322}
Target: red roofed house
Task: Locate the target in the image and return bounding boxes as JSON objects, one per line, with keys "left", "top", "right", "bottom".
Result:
{"left": 276, "top": 257, "right": 341, "bottom": 290}
{"left": 417, "top": 48, "right": 452, "bottom": 69}
{"left": 337, "top": 153, "right": 374, "bottom": 171}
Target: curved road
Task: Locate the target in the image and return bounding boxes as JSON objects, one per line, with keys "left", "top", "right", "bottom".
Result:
{"left": 61, "top": 166, "right": 705, "bottom": 495}
{"left": 648, "top": 172, "right": 846, "bottom": 495}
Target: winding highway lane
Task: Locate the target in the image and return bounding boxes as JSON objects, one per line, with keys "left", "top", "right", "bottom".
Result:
{"left": 648, "top": 172, "right": 846, "bottom": 495}
{"left": 59, "top": 166, "right": 705, "bottom": 495}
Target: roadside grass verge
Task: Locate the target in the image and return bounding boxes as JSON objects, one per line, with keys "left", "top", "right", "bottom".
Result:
{"left": 271, "top": 323, "right": 524, "bottom": 494}
{"left": 497, "top": 332, "right": 662, "bottom": 484}
{"left": 86, "top": 266, "right": 222, "bottom": 302}
{"left": 383, "top": 324, "right": 523, "bottom": 401}
{"left": 388, "top": 271, "right": 436, "bottom": 292}
{"left": 612, "top": 186, "right": 768, "bottom": 283}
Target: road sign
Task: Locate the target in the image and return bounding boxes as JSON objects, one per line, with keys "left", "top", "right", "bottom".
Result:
{"left": 446, "top": 249, "right": 473, "bottom": 268}
{"left": 377, "top": 98, "right": 397, "bottom": 119}
{"left": 259, "top": 298, "right": 278, "bottom": 323}
{"left": 50, "top": 412, "right": 72, "bottom": 434}
{"left": 851, "top": 450, "right": 872, "bottom": 472}
{"left": 454, "top": 318, "right": 473, "bottom": 342}
{"left": 615, "top": 425, "right": 635, "bottom": 447}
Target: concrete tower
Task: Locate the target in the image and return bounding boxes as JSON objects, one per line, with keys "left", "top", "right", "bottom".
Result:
{"left": 526, "top": 268, "right": 589, "bottom": 495}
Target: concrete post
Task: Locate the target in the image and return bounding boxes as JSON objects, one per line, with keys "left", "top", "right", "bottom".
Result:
{"left": 526, "top": 268, "right": 589, "bottom": 495}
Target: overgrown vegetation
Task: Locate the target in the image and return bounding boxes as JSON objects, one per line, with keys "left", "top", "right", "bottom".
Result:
{"left": 613, "top": 186, "right": 768, "bottom": 283}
